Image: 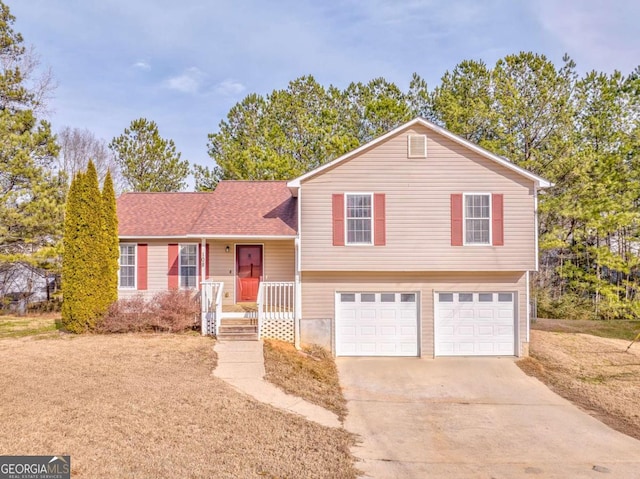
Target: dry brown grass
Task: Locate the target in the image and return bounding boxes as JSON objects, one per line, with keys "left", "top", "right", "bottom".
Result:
{"left": 263, "top": 340, "right": 348, "bottom": 421}
{"left": 532, "top": 317, "right": 640, "bottom": 341}
{"left": 518, "top": 329, "right": 640, "bottom": 441}
{"left": 0, "top": 334, "right": 357, "bottom": 478}
{"left": 0, "top": 313, "right": 61, "bottom": 338}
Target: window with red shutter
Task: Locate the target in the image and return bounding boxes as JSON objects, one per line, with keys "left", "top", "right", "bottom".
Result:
{"left": 332, "top": 194, "right": 345, "bottom": 246}
{"left": 168, "top": 244, "right": 179, "bottom": 289}
{"left": 137, "top": 244, "right": 148, "bottom": 290}
{"left": 374, "top": 193, "right": 386, "bottom": 246}
{"left": 451, "top": 194, "right": 463, "bottom": 246}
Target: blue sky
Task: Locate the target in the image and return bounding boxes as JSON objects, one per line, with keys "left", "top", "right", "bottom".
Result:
{"left": 11, "top": 0, "right": 640, "bottom": 187}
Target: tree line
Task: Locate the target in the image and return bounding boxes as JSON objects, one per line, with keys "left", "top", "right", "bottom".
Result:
{"left": 1, "top": 0, "right": 638, "bottom": 320}
{"left": 205, "top": 57, "right": 639, "bottom": 320}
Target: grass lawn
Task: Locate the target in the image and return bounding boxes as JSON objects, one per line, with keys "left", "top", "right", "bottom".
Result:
{"left": 519, "top": 318, "right": 640, "bottom": 441}
{"left": 0, "top": 333, "right": 357, "bottom": 478}
{"left": 0, "top": 313, "right": 61, "bottom": 338}
{"left": 263, "top": 340, "right": 348, "bottom": 421}
{"left": 531, "top": 317, "right": 640, "bottom": 341}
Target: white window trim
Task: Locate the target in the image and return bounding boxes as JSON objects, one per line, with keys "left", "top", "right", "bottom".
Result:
{"left": 344, "top": 192, "right": 374, "bottom": 246}
{"left": 462, "top": 192, "right": 492, "bottom": 246}
{"left": 178, "top": 243, "right": 199, "bottom": 290}
{"left": 118, "top": 243, "right": 137, "bottom": 290}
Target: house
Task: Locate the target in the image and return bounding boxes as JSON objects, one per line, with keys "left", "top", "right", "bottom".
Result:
{"left": 0, "top": 262, "right": 58, "bottom": 312}
{"left": 116, "top": 117, "right": 550, "bottom": 357}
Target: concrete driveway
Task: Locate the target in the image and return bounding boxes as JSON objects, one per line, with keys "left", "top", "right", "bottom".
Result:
{"left": 337, "top": 357, "right": 640, "bottom": 479}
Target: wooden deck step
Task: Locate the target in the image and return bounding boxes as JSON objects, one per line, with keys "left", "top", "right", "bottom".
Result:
{"left": 217, "top": 318, "right": 258, "bottom": 341}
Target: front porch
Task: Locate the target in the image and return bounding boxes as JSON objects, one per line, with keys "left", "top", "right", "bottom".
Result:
{"left": 201, "top": 280, "right": 297, "bottom": 343}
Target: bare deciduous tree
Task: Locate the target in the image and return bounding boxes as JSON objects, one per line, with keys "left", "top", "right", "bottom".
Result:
{"left": 57, "top": 127, "right": 123, "bottom": 193}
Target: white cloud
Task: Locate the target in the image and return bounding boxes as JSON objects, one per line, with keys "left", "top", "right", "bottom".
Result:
{"left": 215, "top": 79, "right": 246, "bottom": 96}
{"left": 132, "top": 60, "right": 151, "bottom": 70}
{"left": 164, "top": 67, "right": 205, "bottom": 94}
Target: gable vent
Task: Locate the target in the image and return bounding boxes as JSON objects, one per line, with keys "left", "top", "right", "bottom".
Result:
{"left": 408, "top": 134, "right": 427, "bottom": 158}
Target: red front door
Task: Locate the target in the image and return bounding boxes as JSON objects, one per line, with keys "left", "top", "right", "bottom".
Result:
{"left": 236, "top": 245, "right": 263, "bottom": 302}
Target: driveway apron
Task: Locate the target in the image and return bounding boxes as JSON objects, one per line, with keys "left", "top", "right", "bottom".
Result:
{"left": 337, "top": 357, "right": 640, "bottom": 479}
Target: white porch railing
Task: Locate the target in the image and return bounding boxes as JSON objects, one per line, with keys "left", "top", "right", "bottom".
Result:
{"left": 257, "top": 281, "right": 295, "bottom": 341}
{"left": 201, "top": 281, "right": 224, "bottom": 336}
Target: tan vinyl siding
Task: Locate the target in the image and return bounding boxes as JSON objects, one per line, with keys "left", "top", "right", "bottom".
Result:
{"left": 118, "top": 240, "right": 169, "bottom": 299}
{"left": 301, "top": 271, "right": 528, "bottom": 357}
{"left": 300, "top": 124, "right": 536, "bottom": 271}
{"left": 207, "top": 240, "right": 295, "bottom": 306}
{"left": 118, "top": 239, "right": 295, "bottom": 305}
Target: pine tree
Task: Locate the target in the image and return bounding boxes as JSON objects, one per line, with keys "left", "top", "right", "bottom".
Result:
{"left": 0, "top": 1, "right": 63, "bottom": 263}
{"left": 61, "top": 161, "right": 109, "bottom": 332}
{"left": 101, "top": 170, "right": 119, "bottom": 307}
{"left": 109, "top": 118, "right": 189, "bottom": 192}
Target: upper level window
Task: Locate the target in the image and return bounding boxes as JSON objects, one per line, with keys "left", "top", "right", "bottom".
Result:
{"left": 119, "top": 244, "right": 136, "bottom": 289}
{"left": 464, "top": 194, "right": 491, "bottom": 244}
{"left": 179, "top": 244, "right": 198, "bottom": 289}
{"left": 346, "top": 194, "right": 372, "bottom": 244}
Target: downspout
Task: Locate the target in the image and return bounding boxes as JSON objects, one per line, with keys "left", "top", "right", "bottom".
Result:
{"left": 200, "top": 237, "right": 207, "bottom": 335}
{"left": 294, "top": 189, "right": 302, "bottom": 350}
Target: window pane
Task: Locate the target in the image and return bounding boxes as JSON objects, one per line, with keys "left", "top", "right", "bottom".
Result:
{"left": 341, "top": 293, "right": 355, "bottom": 302}
{"left": 381, "top": 293, "right": 395, "bottom": 302}
{"left": 479, "top": 293, "right": 493, "bottom": 302}
{"left": 346, "top": 194, "right": 372, "bottom": 244}
{"left": 119, "top": 245, "right": 136, "bottom": 288}
{"left": 498, "top": 293, "right": 513, "bottom": 302}
{"left": 459, "top": 293, "right": 473, "bottom": 302}
{"left": 360, "top": 293, "right": 375, "bottom": 302}
{"left": 465, "top": 218, "right": 490, "bottom": 244}
{"left": 438, "top": 293, "right": 454, "bottom": 302}
{"left": 464, "top": 194, "right": 490, "bottom": 244}
{"left": 400, "top": 293, "right": 415, "bottom": 302}
{"left": 180, "top": 244, "right": 198, "bottom": 289}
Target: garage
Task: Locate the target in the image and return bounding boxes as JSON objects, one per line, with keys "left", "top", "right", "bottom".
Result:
{"left": 434, "top": 291, "right": 516, "bottom": 356}
{"left": 335, "top": 292, "right": 419, "bottom": 356}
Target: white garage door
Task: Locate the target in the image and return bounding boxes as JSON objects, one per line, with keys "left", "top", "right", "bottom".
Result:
{"left": 336, "top": 292, "right": 419, "bottom": 356}
{"left": 435, "top": 292, "right": 515, "bottom": 356}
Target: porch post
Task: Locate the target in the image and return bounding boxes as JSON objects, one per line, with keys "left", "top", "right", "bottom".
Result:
{"left": 294, "top": 237, "right": 302, "bottom": 349}
{"left": 200, "top": 237, "right": 206, "bottom": 284}
{"left": 201, "top": 237, "right": 207, "bottom": 334}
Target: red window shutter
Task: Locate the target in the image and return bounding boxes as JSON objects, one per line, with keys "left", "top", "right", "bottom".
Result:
{"left": 492, "top": 193, "right": 504, "bottom": 246}
{"left": 168, "top": 243, "right": 179, "bottom": 289}
{"left": 451, "top": 194, "right": 463, "bottom": 246}
{"left": 332, "top": 194, "right": 345, "bottom": 246}
{"left": 137, "top": 244, "right": 148, "bottom": 290}
{"left": 374, "top": 193, "right": 386, "bottom": 246}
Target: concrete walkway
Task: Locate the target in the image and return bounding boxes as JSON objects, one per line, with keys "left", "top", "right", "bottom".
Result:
{"left": 213, "top": 340, "right": 341, "bottom": 429}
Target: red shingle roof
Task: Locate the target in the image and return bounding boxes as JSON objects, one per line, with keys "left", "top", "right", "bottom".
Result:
{"left": 117, "top": 181, "right": 297, "bottom": 237}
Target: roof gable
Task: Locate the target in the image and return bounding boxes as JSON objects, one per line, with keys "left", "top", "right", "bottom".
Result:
{"left": 287, "top": 117, "right": 552, "bottom": 194}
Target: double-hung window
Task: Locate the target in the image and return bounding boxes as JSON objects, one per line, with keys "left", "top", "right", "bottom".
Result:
{"left": 179, "top": 244, "right": 198, "bottom": 289}
{"left": 464, "top": 194, "right": 491, "bottom": 245}
{"left": 119, "top": 244, "right": 136, "bottom": 288}
{"left": 346, "top": 194, "right": 372, "bottom": 245}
